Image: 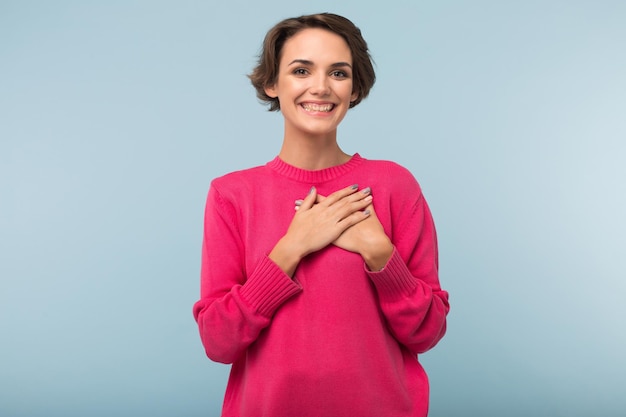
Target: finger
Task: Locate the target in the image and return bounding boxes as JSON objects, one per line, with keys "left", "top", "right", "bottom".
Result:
{"left": 350, "top": 194, "right": 373, "bottom": 213}
{"left": 329, "top": 194, "right": 372, "bottom": 223}
{"left": 323, "top": 184, "right": 359, "bottom": 206}
{"left": 337, "top": 206, "right": 372, "bottom": 228}
{"left": 350, "top": 186, "right": 371, "bottom": 201}
{"left": 363, "top": 201, "right": 377, "bottom": 217}
{"left": 338, "top": 185, "right": 372, "bottom": 206}
{"left": 315, "top": 194, "right": 327, "bottom": 204}
{"left": 299, "top": 186, "right": 317, "bottom": 210}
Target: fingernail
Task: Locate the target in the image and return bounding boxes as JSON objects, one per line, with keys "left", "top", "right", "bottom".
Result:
{"left": 295, "top": 199, "right": 304, "bottom": 206}
{"left": 309, "top": 186, "right": 315, "bottom": 195}
{"left": 362, "top": 187, "right": 371, "bottom": 195}
{"left": 351, "top": 184, "right": 359, "bottom": 190}
{"left": 364, "top": 209, "right": 371, "bottom": 215}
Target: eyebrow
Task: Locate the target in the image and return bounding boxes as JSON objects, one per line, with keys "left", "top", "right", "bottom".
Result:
{"left": 287, "top": 59, "right": 352, "bottom": 68}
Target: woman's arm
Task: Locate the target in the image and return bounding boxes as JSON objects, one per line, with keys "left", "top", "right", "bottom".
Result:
{"left": 366, "top": 195, "right": 449, "bottom": 354}
{"left": 192, "top": 185, "right": 302, "bottom": 363}
{"left": 193, "top": 183, "right": 374, "bottom": 363}
{"left": 319, "top": 186, "right": 449, "bottom": 354}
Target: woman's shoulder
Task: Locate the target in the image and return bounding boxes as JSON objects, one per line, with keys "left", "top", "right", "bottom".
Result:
{"left": 205, "top": 164, "right": 272, "bottom": 205}
{"left": 210, "top": 164, "right": 268, "bottom": 187}
{"left": 362, "top": 157, "right": 414, "bottom": 173}
{"left": 360, "top": 157, "right": 422, "bottom": 192}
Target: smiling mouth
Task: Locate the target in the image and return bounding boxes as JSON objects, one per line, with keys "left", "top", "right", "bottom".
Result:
{"left": 301, "top": 103, "right": 335, "bottom": 113}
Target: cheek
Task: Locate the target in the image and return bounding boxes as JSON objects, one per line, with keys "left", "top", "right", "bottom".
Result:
{"left": 341, "top": 83, "right": 356, "bottom": 101}
{"left": 282, "top": 78, "right": 308, "bottom": 95}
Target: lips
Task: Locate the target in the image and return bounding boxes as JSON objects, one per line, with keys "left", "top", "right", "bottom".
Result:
{"left": 301, "top": 102, "right": 335, "bottom": 113}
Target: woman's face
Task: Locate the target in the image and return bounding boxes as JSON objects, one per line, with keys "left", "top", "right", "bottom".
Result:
{"left": 265, "top": 28, "right": 358, "bottom": 140}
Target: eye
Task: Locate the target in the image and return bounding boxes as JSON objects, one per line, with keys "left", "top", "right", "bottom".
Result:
{"left": 331, "top": 70, "right": 349, "bottom": 78}
{"left": 293, "top": 68, "right": 309, "bottom": 76}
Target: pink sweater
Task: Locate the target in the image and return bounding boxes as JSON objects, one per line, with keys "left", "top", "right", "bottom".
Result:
{"left": 193, "top": 154, "right": 449, "bottom": 417}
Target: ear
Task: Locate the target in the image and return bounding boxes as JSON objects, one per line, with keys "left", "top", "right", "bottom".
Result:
{"left": 350, "top": 90, "right": 358, "bottom": 103}
{"left": 265, "top": 84, "right": 278, "bottom": 98}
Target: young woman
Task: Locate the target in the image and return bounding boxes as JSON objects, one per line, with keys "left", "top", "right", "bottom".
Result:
{"left": 193, "top": 13, "right": 450, "bottom": 417}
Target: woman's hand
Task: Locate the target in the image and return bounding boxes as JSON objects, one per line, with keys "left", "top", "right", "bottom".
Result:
{"left": 308, "top": 187, "right": 394, "bottom": 271}
{"left": 269, "top": 184, "right": 373, "bottom": 277}
{"left": 335, "top": 201, "right": 394, "bottom": 271}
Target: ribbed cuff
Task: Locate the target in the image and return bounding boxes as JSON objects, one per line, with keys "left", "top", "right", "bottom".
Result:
{"left": 366, "top": 248, "right": 418, "bottom": 300}
{"left": 239, "top": 256, "right": 302, "bottom": 317}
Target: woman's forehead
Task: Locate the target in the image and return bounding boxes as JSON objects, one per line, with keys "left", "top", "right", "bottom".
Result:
{"left": 280, "top": 28, "right": 352, "bottom": 64}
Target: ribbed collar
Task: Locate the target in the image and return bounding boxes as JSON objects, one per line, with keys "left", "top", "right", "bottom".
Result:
{"left": 266, "top": 153, "right": 364, "bottom": 183}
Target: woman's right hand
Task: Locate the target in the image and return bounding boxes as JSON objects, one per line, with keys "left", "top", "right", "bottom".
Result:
{"left": 269, "top": 184, "right": 372, "bottom": 277}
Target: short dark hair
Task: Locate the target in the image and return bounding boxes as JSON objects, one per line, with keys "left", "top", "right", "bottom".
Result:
{"left": 249, "top": 13, "right": 376, "bottom": 111}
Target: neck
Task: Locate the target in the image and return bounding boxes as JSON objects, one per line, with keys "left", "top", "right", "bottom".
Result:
{"left": 278, "top": 129, "right": 350, "bottom": 170}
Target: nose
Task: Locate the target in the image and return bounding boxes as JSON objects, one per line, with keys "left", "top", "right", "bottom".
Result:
{"left": 309, "top": 74, "right": 330, "bottom": 96}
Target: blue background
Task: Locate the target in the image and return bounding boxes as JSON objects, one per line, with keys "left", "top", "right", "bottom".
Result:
{"left": 1, "top": 1, "right": 624, "bottom": 416}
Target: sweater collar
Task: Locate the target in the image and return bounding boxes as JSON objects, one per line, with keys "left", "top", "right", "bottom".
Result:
{"left": 266, "top": 153, "right": 364, "bottom": 183}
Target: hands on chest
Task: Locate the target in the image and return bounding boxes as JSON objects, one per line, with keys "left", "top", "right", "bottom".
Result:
{"left": 269, "top": 184, "right": 394, "bottom": 277}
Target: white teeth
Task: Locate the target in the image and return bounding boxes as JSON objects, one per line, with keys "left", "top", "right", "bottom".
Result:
{"left": 302, "top": 103, "right": 334, "bottom": 112}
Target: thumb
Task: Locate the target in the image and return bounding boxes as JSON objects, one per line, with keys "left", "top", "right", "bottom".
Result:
{"left": 300, "top": 186, "right": 317, "bottom": 210}
{"left": 315, "top": 193, "right": 327, "bottom": 204}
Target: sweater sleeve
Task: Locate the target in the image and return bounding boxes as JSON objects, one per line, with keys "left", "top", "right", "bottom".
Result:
{"left": 192, "top": 184, "right": 302, "bottom": 364}
{"left": 367, "top": 193, "right": 449, "bottom": 355}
